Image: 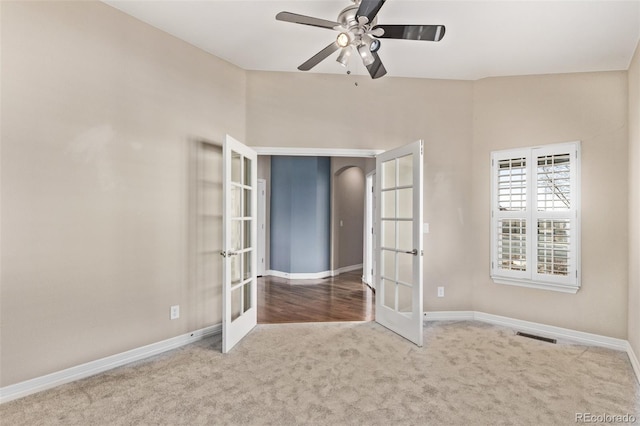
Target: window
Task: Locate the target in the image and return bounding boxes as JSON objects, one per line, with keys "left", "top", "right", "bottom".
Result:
{"left": 491, "top": 142, "right": 581, "bottom": 293}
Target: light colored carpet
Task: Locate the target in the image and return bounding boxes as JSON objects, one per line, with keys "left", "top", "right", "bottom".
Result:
{"left": 2, "top": 321, "right": 639, "bottom": 425}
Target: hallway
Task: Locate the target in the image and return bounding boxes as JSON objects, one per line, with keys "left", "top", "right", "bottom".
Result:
{"left": 257, "top": 270, "right": 375, "bottom": 323}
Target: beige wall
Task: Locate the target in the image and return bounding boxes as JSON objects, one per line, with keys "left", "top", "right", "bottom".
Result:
{"left": 331, "top": 159, "right": 366, "bottom": 270}
{"left": 628, "top": 41, "right": 640, "bottom": 359}
{"left": 0, "top": 1, "right": 245, "bottom": 386}
{"left": 246, "top": 71, "right": 476, "bottom": 311}
{"left": 471, "top": 72, "right": 629, "bottom": 338}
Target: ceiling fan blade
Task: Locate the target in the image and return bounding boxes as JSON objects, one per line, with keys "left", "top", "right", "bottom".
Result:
{"left": 276, "top": 12, "right": 341, "bottom": 30}
{"left": 355, "top": 0, "right": 386, "bottom": 24}
{"left": 366, "top": 51, "right": 387, "bottom": 79}
{"left": 372, "top": 25, "right": 446, "bottom": 42}
{"left": 298, "top": 42, "right": 341, "bottom": 71}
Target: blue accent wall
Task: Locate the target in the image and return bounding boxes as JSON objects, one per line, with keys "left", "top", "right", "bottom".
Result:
{"left": 270, "top": 156, "right": 331, "bottom": 274}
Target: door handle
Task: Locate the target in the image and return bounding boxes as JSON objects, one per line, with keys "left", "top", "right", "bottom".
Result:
{"left": 404, "top": 249, "right": 418, "bottom": 256}
{"left": 220, "top": 251, "right": 239, "bottom": 258}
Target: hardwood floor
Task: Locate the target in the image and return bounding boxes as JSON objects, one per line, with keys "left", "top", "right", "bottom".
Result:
{"left": 257, "top": 269, "right": 375, "bottom": 324}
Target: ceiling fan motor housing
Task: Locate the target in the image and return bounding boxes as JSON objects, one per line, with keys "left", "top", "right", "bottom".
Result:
{"left": 337, "top": 5, "right": 378, "bottom": 49}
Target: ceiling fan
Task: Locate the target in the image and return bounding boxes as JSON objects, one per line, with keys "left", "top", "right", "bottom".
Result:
{"left": 276, "top": 0, "right": 445, "bottom": 79}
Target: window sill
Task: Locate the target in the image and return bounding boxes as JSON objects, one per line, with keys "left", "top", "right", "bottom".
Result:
{"left": 491, "top": 276, "right": 580, "bottom": 294}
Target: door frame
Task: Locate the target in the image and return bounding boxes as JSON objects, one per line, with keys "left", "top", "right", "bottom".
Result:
{"left": 252, "top": 147, "right": 382, "bottom": 158}
{"left": 257, "top": 178, "right": 266, "bottom": 277}
{"left": 363, "top": 171, "right": 376, "bottom": 288}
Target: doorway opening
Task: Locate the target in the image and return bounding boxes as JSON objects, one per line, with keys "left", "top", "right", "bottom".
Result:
{"left": 256, "top": 154, "right": 376, "bottom": 324}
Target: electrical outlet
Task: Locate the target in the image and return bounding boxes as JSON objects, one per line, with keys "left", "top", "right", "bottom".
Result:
{"left": 170, "top": 305, "right": 180, "bottom": 320}
{"left": 437, "top": 287, "right": 444, "bottom": 298}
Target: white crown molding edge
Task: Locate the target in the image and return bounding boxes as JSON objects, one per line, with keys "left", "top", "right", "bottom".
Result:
{"left": 251, "top": 147, "right": 383, "bottom": 158}
{"left": 424, "top": 310, "right": 638, "bottom": 383}
{"left": 0, "top": 324, "right": 221, "bottom": 404}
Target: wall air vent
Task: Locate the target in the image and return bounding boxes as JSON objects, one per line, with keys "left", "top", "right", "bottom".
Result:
{"left": 516, "top": 331, "right": 557, "bottom": 344}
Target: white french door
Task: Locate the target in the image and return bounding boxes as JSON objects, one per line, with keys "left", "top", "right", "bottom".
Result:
{"left": 222, "top": 134, "right": 258, "bottom": 353}
{"left": 375, "top": 140, "right": 424, "bottom": 346}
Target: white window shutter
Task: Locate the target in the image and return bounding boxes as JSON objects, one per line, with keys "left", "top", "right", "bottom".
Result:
{"left": 490, "top": 142, "right": 581, "bottom": 293}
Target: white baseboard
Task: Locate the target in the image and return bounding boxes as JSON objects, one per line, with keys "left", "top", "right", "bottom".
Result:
{"left": 267, "top": 269, "right": 332, "bottom": 280}
{"left": 332, "top": 264, "right": 363, "bottom": 276}
{"left": 424, "top": 311, "right": 475, "bottom": 321}
{"left": 473, "top": 312, "right": 628, "bottom": 351}
{"left": 266, "top": 264, "right": 362, "bottom": 280}
{"left": 424, "top": 310, "right": 638, "bottom": 383}
{"left": 424, "top": 310, "right": 627, "bottom": 351}
{"left": 626, "top": 341, "right": 640, "bottom": 384}
{"left": 5, "top": 313, "right": 637, "bottom": 404}
{"left": 0, "top": 324, "right": 221, "bottom": 404}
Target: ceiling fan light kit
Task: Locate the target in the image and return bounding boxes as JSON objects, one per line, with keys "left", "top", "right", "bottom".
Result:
{"left": 337, "top": 32, "right": 351, "bottom": 48}
{"left": 275, "top": 0, "right": 446, "bottom": 79}
{"left": 336, "top": 47, "right": 352, "bottom": 67}
{"left": 368, "top": 37, "right": 381, "bottom": 53}
{"left": 358, "top": 44, "right": 376, "bottom": 66}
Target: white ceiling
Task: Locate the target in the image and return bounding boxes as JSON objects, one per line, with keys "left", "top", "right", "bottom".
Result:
{"left": 103, "top": 0, "right": 640, "bottom": 80}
